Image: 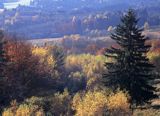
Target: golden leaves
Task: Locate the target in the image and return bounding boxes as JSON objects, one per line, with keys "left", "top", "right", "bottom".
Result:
{"left": 3, "top": 104, "right": 44, "bottom": 116}
{"left": 32, "top": 47, "right": 55, "bottom": 66}
{"left": 72, "top": 90, "right": 130, "bottom": 116}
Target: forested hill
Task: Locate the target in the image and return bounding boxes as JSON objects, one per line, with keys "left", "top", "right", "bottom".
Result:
{"left": 0, "top": 0, "right": 160, "bottom": 39}
{"left": 31, "top": 0, "right": 160, "bottom": 10}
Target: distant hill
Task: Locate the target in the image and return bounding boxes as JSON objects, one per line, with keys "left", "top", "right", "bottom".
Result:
{"left": 30, "top": 0, "right": 160, "bottom": 12}
{"left": 1, "top": 0, "right": 160, "bottom": 39}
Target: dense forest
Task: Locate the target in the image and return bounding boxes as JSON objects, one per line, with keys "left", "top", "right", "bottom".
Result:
{"left": 0, "top": 9, "right": 160, "bottom": 116}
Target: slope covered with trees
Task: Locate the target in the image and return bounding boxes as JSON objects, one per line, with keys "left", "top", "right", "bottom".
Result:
{"left": 0, "top": 9, "right": 160, "bottom": 116}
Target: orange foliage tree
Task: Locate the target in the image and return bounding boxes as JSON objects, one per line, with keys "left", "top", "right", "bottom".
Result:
{"left": 3, "top": 39, "right": 50, "bottom": 102}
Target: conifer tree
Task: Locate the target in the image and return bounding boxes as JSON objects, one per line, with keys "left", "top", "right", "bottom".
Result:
{"left": 0, "top": 30, "right": 6, "bottom": 85}
{"left": 103, "top": 9, "right": 157, "bottom": 105}
{"left": 0, "top": 30, "right": 7, "bottom": 110}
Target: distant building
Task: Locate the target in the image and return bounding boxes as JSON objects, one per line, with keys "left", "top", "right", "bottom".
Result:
{"left": 4, "top": 0, "right": 19, "bottom": 3}
{"left": 3, "top": 0, "right": 31, "bottom": 9}
{"left": 30, "top": 0, "right": 54, "bottom": 9}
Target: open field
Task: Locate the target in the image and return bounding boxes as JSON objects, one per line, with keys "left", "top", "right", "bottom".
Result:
{"left": 28, "top": 30, "right": 160, "bottom": 46}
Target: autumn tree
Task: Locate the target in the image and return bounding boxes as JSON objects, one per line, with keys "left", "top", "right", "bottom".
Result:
{"left": 103, "top": 9, "right": 157, "bottom": 105}
{"left": 72, "top": 90, "right": 130, "bottom": 116}
{"left": 4, "top": 39, "right": 47, "bottom": 100}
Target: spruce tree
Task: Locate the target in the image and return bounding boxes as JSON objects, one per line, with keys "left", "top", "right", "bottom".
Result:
{"left": 0, "top": 30, "right": 6, "bottom": 85}
{"left": 0, "top": 30, "right": 7, "bottom": 110}
{"left": 103, "top": 9, "right": 157, "bottom": 105}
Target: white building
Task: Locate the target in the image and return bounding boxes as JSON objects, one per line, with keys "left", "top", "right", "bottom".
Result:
{"left": 4, "top": 0, "right": 31, "bottom": 9}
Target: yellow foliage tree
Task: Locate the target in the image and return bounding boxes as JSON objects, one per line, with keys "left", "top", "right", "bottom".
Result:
{"left": 32, "top": 47, "right": 55, "bottom": 66}
{"left": 3, "top": 104, "right": 44, "bottom": 116}
{"left": 65, "top": 54, "right": 108, "bottom": 90}
{"left": 32, "top": 46, "right": 64, "bottom": 79}
{"left": 72, "top": 90, "right": 131, "bottom": 116}
{"left": 72, "top": 90, "right": 108, "bottom": 116}
{"left": 107, "top": 90, "right": 131, "bottom": 116}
